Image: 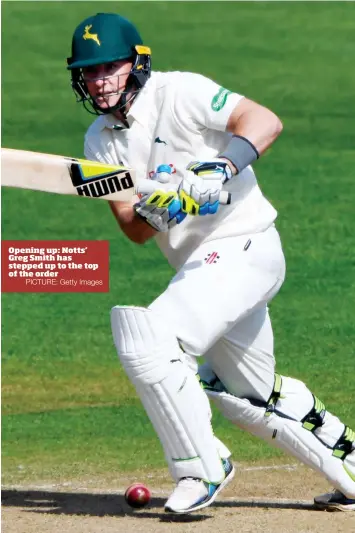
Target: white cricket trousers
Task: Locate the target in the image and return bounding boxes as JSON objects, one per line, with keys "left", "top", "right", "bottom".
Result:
{"left": 149, "top": 225, "right": 286, "bottom": 402}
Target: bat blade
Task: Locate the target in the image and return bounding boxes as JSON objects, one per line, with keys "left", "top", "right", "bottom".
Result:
{"left": 1, "top": 148, "right": 137, "bottom": 201}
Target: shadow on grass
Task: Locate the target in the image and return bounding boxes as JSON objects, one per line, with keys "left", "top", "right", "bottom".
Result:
{"left": 2, "top": 489, "right": 317, "bottom": 521}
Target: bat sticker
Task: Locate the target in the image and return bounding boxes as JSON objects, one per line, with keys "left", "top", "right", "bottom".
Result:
{"left": 68, "top": 158, "right": 135, "bottom": 198}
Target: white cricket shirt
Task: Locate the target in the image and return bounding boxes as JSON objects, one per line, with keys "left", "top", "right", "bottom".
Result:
{"left": 84, "top": 71, "right": 277, "bottom": 269}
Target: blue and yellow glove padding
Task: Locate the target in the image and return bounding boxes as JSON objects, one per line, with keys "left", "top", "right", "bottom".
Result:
{"left": 134, "top": 164, "right": 187, "bottom": 231}
{"left": 178, "top": 159, "right": 233, "bottom": 216}
{"left": 134, "top": 189, "right": 186, "bottom": 232}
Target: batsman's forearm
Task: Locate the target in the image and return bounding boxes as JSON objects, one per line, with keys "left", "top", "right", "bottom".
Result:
{"left": 227, "top": 99, "right": 283, "bottom": 157}
{"left": 235, "top": 111, "right": 282, "bottom": 155}
{"left": 109, "top": 201, "right": 157, "bottom": 244}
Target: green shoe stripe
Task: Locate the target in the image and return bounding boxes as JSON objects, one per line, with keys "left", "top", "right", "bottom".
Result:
{"left": 344, "top": 463, "right": 355, "bottom": 482}
{"left": 172, "top": 456, "right": 199, "bottom": 462}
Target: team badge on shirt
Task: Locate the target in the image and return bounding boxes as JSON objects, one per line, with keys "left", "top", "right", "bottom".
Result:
{"left": 148, "top": 164, "right": 176, "bottom": 179}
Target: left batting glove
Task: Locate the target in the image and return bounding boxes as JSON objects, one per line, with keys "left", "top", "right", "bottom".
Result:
{"left": 134, "top": 189, "right": 186, "bottom": 232}
{"left": 134, "top": 165, "right": 187, "bottom": 232}
{"left": 179, "top": 159, "right": 233, "bottom": 216}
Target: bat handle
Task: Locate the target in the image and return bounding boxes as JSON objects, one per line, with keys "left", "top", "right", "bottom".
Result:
{"left": 219, "top": 190, "right": 232, "bottom": 205}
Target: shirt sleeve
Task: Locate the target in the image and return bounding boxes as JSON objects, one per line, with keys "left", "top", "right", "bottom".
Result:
{"left": 174, "top": 72, "right": 244, "bottom": 132}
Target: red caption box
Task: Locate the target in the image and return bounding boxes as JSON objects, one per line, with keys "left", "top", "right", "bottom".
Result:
{"left": 2, "top": 240, "right": 109, "bottom": 293}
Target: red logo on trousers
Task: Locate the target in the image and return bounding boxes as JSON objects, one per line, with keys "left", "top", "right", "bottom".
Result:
{"left": 204, "top": 252, "right": 220, "bottom": 264}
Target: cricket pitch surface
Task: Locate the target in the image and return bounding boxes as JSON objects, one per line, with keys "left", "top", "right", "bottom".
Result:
{"left": 2, "top": 463, "right": 354, "bottom": 533}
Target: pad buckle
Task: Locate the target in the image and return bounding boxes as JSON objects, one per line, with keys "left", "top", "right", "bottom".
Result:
{"left": 333, "top": 426, "right": 355, "bottom": 460}
{"left": 265, "top": 374, "right": 282, "bottom": 417}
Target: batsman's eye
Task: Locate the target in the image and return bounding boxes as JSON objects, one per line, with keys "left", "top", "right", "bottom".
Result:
{"left": 83, "top": 66, "right": 97, "bottom": 77}
{"left": 105, "top": 62, "right": 117, "bottom": 73}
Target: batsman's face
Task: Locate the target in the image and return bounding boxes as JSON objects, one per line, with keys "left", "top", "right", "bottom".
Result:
{"left": 83, "top": 60, "right": 132, "bottom": 109}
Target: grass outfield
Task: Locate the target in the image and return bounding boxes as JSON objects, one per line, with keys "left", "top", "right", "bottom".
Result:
{"left": 2, "top": 2, "right": 355, "bottom": 484}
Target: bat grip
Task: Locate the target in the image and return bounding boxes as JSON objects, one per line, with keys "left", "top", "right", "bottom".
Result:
{"left": 219, "top": 190, "right": 232, "bottom": 205}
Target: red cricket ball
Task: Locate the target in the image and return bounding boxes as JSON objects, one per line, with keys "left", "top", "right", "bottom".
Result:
{"left": 124, "top": 483, "right": 151, "bottom": 509}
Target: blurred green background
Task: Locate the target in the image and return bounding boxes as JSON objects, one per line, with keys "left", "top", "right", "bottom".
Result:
{"left": 2, "top": 1, "right": 355, "bottom": 485}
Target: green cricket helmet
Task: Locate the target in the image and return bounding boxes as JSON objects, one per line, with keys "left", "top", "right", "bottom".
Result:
{"left": 67, "top": 13, "right": 151, "bottom": 116}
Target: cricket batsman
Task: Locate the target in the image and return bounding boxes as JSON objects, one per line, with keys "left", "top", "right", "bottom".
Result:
{"left": 67, "top": 12, "right": 355, "bottom": 513}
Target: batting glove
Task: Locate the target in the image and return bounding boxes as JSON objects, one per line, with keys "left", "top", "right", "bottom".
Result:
{"left": 178, "top": 159, "right": 233, "bottom": 216}
{"left": 134, "top": 165, "right": 187, "bottom": 232}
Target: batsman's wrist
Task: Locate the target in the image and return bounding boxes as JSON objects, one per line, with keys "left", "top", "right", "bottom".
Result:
{"left": 218, "top": 135, "right": 259, "bottom": 175}
{"left": 219, "top": 158, "right": 237, "bottom": 177}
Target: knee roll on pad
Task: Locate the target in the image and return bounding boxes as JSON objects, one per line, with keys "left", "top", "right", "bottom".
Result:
{"left": 199, "top": 366, "right": 355, "bottom": 498}
{"left": 111, "top": 305, "right": 180, "bottom": 385}
{"left": 111, "top": 306, "right": 226, "bottom": 483}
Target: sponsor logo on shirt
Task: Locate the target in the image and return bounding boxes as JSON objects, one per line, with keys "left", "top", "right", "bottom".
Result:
{"left": 154, "top": 137, "right": 168, "bottom": 145}
{"left": 211, "top": 87, "right": 231, "bottom": 112}
{"left": 204, "top": 252, "right": 220, "bottom": 264}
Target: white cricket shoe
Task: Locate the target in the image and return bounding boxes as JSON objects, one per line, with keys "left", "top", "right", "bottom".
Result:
{"left": 314, "top": 490, "right": 355, "bottom": 512}
{"left": 165, "top": 458, "right": 235, "bottom": 514}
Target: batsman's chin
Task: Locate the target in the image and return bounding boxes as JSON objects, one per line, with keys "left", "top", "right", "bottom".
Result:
{"left": 95, "top": 95, "right": 120, "bottom": 108}
{"left": 94, "top": 98, "right": 110, "bottom": 109}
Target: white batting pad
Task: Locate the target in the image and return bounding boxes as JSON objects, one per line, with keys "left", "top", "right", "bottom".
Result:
{"left": 111, "top": 306, "right": 225, "bottom": 483}
{"left": 199, "top": 366, "right": 355, "bottom": 498}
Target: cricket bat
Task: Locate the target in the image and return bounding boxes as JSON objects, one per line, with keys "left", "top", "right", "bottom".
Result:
{"left": 1, "top": 148, "right": 231, "bottom": 204}
{"left": 1, "top": 148, "right": 139, "bottom": 202}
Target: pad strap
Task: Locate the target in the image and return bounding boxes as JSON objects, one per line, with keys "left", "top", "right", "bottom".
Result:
{"left": 333, "top": 427, "right": 355, "bottom": 460}
{"left": 302, "top": 396, "right": 326, "bottom": 431}
{"left": 265, "top": 373, "right": 282, "bottom": 417}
